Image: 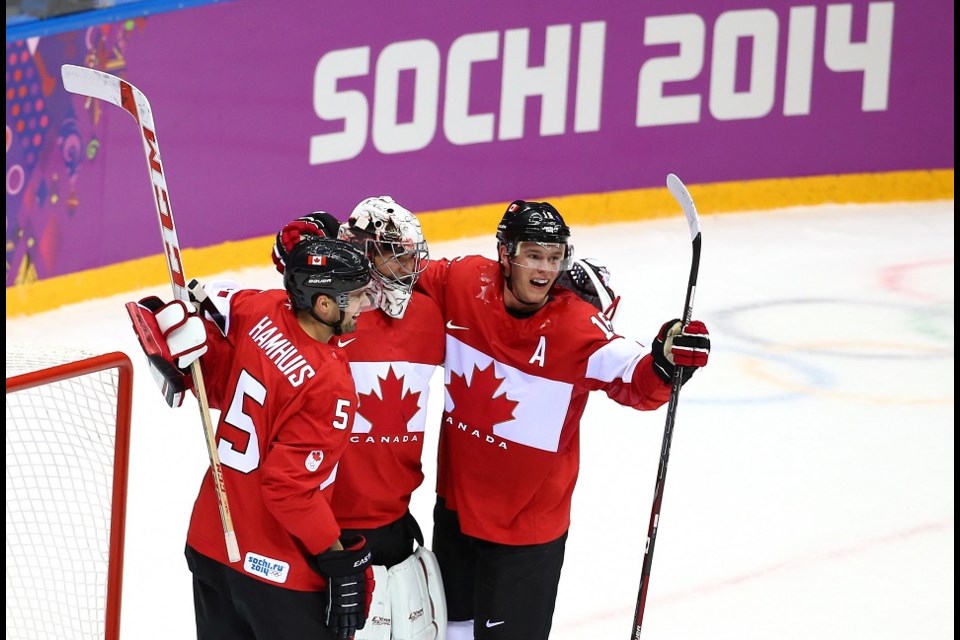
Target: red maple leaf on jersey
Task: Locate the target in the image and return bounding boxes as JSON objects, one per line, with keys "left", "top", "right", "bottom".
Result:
{"left": 357, "top": 367, "right": 422, "bottom": 435}
{"left": 447, "top": 363, "right": 519, "bottom": 433}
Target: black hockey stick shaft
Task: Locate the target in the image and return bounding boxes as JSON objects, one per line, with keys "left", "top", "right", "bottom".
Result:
{"left": 630, "top": 173, "right": 702, "bottom": 639}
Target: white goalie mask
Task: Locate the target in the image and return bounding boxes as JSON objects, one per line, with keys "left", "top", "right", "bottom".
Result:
{"left": 338, "top": 196, "right": 429, "bottom": 319}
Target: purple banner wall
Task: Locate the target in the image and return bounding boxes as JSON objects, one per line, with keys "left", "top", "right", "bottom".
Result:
{"left": 5, "top": 0, "right": 954, "bottom": 285}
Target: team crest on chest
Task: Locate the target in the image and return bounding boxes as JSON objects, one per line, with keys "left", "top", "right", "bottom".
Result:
{"left": 352, "top": 366, "right": 423, "bottom": 445}
{"left": 444, "top": 363, "right": 518, "bottom": 450}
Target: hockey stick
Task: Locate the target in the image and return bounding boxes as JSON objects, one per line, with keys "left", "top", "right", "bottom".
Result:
{"left": 61, "top": 64, "right": 241, "bottom": 563}
{"left": 630, "top": 173, "right": 701, "bottom": 638}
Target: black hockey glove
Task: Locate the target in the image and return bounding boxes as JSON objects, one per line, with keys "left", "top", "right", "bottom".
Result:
{"left": 272, "top": 211, "right": 342, "bottom": 274}
{"left": 312, "top": 535, "right": 375, "bottom": 640}
{"left": 652, "top": 318, "right": 711, "bottom": 384}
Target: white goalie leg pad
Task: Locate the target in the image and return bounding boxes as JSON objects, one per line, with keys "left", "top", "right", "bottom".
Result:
{"left": 388, "top": 546, "right": 448, "bottom": 640}
{"left": 355, "top": 564, "right": 392, "bottom": 640}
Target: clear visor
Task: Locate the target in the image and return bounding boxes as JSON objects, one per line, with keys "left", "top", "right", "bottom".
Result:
{"left": 368, "top": 240, "right": 429, "bottom": 289}
{"left": 509, "top": 241, "right": 574, "bottom": 272}
{"left": 338, "top": 279, "right": 384, "bottom": 314}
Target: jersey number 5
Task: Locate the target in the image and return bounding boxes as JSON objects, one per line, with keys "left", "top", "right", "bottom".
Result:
{"left": 217, "top": 370, "right": 353, "bottom": 473}
{"left": 219, "top": 370, "right": 265, "bottom": 473}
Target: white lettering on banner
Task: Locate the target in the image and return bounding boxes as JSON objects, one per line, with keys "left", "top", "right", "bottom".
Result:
{"left": 373, "top": 39, "right": 440, "bottom": 154}
{"left": 574, "top": 21, "right": 606, "bottom": 133}
{"left": 498, "top": 25, "right": 571, "bottom": 140}
{"left": 823, "top": 3, "right": 894, "bottom": 111}
{"left": 311, "top": 47, "right": 370, "bottom": 163}
{"left": 310, "top": 3, "right": 894, "bottom": 164}
{"left": 638, "top": 2, "right": 894, "bottom": 125}
{"left": 445, "top": 31, "right": 499, "bottom": 145}
{"left": 310, "top": 21, "right": 605, "bottom": 164}
{"left": 710, "top": 9, "right": 780, "bottom": 121}
{"left": 783, "top": 6, "right": 815, "bottom": 115}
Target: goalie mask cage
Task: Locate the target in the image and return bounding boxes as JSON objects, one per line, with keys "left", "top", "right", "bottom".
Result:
{"left": 5, "top": 347, "right": 133, "bottom": 640}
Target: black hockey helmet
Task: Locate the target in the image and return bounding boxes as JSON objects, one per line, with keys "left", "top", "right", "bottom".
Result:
{"left": 496, "top": 200, "right": 573, "bottom": 269}
{"left": 283, "top": 236, "right": 372, "bottom": 311}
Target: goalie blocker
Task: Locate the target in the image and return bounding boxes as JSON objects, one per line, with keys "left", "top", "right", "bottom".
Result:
{"left": 357, "top": 545, "right": 447, "bottom": 640}
{"left": 126, "top": 296, "right": 208, "bottom": 408}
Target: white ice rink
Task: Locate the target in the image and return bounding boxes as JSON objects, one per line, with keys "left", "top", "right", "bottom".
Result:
{"left": 6, "top": 200, "right": 955, "bottom": 639}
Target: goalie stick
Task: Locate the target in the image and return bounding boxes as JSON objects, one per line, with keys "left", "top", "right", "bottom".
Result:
{"left": 61, "top": 64, "right": 241, "bottom": 563}
{"left": 630, "top": 173, "right": 702, "bottom": 638}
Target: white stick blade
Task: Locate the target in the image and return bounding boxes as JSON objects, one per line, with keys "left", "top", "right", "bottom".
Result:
{"left": 666, "top": 173, "right": 701, "bottom": 240}
{"left": 61, "top": 64, "right": 124, "bottom": 107}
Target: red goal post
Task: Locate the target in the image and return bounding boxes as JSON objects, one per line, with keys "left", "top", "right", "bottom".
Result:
{"left": 6, "top": 349, "right": 133, "bottom": 640}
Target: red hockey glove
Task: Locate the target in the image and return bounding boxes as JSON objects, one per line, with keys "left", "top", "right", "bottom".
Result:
{"left": 312, "top": 535, "right": 375, "bottom": 640}
{"left": 126, "top": 296, "right": 208, "bottom": 408}
{"left": 272, "top": 211, "right": 342, "bottom": 274}
{"left": 672, "top": 320, "right": 710, "bottom": 367}
{"left": 652, "top": 318, "right": 710, "bottom": 384}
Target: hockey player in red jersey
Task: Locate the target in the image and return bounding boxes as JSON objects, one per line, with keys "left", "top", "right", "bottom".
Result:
{"left": 128, "top": 236, "right": 381, "bottom": 640}
{"left": 273, "top": 197, "right": 448, "bottom": 639}
{"left": 415, "top": 200, "right": 711, "bottom": 640}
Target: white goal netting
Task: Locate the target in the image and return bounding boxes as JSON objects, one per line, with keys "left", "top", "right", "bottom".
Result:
{"left": 6, "top": 345, "right": 133, "bottom": 640}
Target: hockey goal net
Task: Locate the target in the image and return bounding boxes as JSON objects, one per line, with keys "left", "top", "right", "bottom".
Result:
{"left": 5, "top": 346, "right": 133, "bottom": 640}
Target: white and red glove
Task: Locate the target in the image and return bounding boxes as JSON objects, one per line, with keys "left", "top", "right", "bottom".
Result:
{"left": 652, "top": 318, "right": 710, "bottom": 384}
{"left": 272, "top": 211, "right": 342, "bottom": 274}
{"left": 126, "top": 297, "right": 208, "bottom": 408}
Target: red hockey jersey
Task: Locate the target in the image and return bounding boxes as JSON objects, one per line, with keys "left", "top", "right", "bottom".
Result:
{"left": 330, "top": 290, "right": 444, "bottom": 528}
{"left": 417, "top": 256, "right": 672, "bottom": 545}
{"left": 186, "top": 289, "right": 356, "bottom": 591}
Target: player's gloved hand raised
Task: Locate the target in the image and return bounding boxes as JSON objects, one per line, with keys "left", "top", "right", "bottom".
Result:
{"left": 556, "top": 258, "right": 621, "bottom": 321}
{"left": 272, "top": 211, "right": 342, "bottom": 274}
{"left": 312, "top": 535, "right": 375, "bottom": 640}
{"left": 125, "top": 297, "right": 208, "bottom": 407}
{"left": 652, "top": 318, "right": 711, "bottom": 384}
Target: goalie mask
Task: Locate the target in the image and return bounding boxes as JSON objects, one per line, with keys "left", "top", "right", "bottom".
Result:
{"left": 496, "top": 200, "right": 574, "bottom": 272}
{"left": 339, "top": 196, "right": 429, "bottom": 319}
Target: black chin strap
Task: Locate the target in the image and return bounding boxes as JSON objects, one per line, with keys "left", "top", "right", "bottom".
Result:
{"left": 309, "top": 308, "right": 346, "bottom": 335}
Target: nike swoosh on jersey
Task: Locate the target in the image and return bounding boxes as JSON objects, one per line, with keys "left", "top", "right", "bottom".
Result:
{"left": 485, "top": 620, "right": 505, "bottom": 628}
{"left": 446, "top": 320, "right": 469, "bottom": 331}
{"left": 337, "top": 338, "right": 357, "bottom": 347}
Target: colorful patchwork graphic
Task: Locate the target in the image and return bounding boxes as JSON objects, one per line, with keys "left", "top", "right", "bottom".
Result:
{"left": 5, "top": 20, "right": 144, "bottom": 287}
